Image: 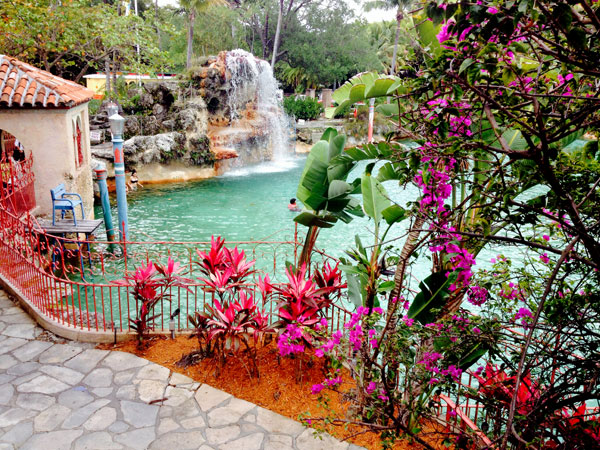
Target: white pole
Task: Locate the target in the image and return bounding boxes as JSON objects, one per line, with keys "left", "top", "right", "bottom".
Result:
{"left": 368, "top": 98, "right": 375, "bottom": 143}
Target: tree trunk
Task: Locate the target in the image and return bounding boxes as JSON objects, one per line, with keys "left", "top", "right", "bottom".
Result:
{"left": 105, "top": 58, "right": 111, "bottom": 100}
{"left": 271, "top": 0, "right": 283, "bottom": 67}
{"left": 391, "top": 8, "right": 403, "bottom": 75}
{"left": 155, "top": 0, "right": 161, "bottom": 51}
{"left": 112, "top": 50, "right": 118, "bottom": 99}
{"left": 298, "top": 225, "right": 320, "bottom": 268}
{"left": 388, "top": 215, "right": 425, "bottom": 312}
{"left": 261, "top": 13, "right": 269, "bottom": 59}
{"left": 186, "top": 9, "right": 196, "bottom": 69}
{"left": 382, "top": 215, "right": 426, "bottom": 407}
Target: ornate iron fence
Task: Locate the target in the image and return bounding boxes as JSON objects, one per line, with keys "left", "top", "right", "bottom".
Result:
{"left": 0, "top": 153, "right": 36, "bottom": 216}
{"left": 0, "top": 204, "right": 351, "bottom": 333}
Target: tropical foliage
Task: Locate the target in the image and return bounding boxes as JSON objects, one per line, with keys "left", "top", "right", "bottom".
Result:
{"left": 0, "top": 0, "right": 167, "bottom": 82}
{"left": 114, "top": 257, "right": 190, "bottom": 346}
{"left": 290, "top": 0, "right": 600, "bottom": 448}
{"left": 282, "top": 95, "right": 323, "bottom": 120}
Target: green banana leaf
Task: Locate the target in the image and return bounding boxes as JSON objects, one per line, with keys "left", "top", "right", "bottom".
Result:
{"left": 407, "top": 271, "right": 456, "bottom": 324}
{"left": 381, "top": 204, "right": 406, "bottom": 225}
{"left": 415, "top": 16, "right": 442, "bottom": 58}
{"left": 326, "top": 72, "right": 404, "bottom": 118}
{"left": 361, "top": 174, "right": 391, "bottom": 224}
{"left": 293, "top": 212, "right": 337, "bottom": 228}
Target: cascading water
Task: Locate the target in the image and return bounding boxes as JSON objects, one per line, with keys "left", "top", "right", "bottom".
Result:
{"left": 223, "top": 49, "right": 293, "bottom": 166}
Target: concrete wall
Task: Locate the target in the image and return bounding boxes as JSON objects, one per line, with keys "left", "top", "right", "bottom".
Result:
{"left": 0, "top": 104, "right": 94, "bottom": 218}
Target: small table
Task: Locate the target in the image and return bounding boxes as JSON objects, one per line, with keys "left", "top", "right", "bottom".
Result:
{"left": 35, "top": 219, "right": 103, "bottom": 280}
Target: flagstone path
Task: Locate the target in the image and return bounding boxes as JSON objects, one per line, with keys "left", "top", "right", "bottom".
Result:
{"left": 0, "top": 290, "right": 363, "bottom": 450}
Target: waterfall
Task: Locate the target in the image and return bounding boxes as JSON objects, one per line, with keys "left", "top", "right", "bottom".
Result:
{"left": 224, "top": 49, "right": 292, "bottom": 163}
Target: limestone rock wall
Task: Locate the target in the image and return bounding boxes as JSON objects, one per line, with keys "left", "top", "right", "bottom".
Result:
{"left": 90, "top": 51, "right": 280, "bottom": 183}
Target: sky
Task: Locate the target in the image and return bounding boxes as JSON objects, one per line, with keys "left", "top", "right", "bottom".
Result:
{"left": 155, "top": 0, "right": 390, "bottom": 23}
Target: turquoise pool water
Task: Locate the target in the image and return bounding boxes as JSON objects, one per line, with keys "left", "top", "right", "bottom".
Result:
{"left": 95, "top": 155, "right": 518, "bottom": 283}
{"left": 88, "top": 154, "right": 526, "bottom": 327}
{"left": 97, "top": 157, "right": 420, "bottom": 261}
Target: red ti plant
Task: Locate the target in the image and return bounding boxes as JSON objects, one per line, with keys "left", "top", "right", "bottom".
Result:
{"left": 192, "top": 290, "right": 271, "bottom": 377}
{"left": 115, "top": 257, "right": 190, "bottom": 347}
{"left": 275, "top": 263, "right": 346, "bottom": 327}
{"left": 474, "top": 363, "right": 540, "bottom": 415}
{"left": 557, "top": 404, "right": 600, "bottom": 447}
{"left": 188, "top": 236, "right": 271, "bottom": 377}
{"left": 273, "top": 263, "right": 346, "bottom": 354}
{"left": 195, "top": 235, "right": 256, "bottom": 289}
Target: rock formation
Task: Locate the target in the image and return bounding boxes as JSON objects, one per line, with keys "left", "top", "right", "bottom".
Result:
{"left": 90, "top": 50, "right": 291, "bottom": 183}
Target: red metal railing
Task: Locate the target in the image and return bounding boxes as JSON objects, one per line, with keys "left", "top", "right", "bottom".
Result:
{"left": 0, "top": 153, "right": 36, "bottom": 216}
{"left": 0, "top": 204, "right": 350, "bottom": 333}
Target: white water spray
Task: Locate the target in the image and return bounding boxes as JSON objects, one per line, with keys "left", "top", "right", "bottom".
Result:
{"left": 225, "top": 49, "right": 293, "bottom": 163}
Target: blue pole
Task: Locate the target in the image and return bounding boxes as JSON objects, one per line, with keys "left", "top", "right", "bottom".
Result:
{"left": 111, "top": 121, "right": 128, "bottom": 241}
{"left": 93, "top": 163, "right": 116, "bottom": 242}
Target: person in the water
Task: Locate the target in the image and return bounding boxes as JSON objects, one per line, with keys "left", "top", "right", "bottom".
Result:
{"left": 288, "top": 198, "right": 301, "bottom": 212}
{"left": 127, "top": 169, "right": 143, "bottom": 191}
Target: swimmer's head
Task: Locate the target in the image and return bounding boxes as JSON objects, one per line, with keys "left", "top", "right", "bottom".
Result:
{"left": 290, "top": 198, "right": 296, "bottom": 204}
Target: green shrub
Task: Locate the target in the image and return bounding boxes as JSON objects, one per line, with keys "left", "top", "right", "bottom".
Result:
{"left": 88, "top": 99, "right": 102, "bottom": 116}
{"left": 283, "top": 96, "right": 323, "bottom": 121}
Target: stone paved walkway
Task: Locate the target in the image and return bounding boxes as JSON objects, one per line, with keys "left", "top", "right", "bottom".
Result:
{"left": 0, "top": 291, "right": 362, "bottom": 450}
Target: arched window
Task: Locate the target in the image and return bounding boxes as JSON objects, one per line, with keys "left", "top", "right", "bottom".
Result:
{"left": 73, "top": 116, "right": 84, "bottom": 168}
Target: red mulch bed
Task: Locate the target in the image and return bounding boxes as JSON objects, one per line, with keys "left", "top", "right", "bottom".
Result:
{"left": 98, "top": 335, "right": 448, "bottom": 449}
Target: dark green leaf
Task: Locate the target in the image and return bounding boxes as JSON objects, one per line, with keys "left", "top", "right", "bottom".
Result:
{"left": 293, "top": 212, "right": 336, "bottom": 228}
{"left": 381, "top": 205, "right": 406, "bottom": 225}
{"left": 407, "top": 272, "right": 454, "bottom": 324}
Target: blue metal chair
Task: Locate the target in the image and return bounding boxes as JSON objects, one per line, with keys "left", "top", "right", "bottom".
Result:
{"left": 50, "top": 184, "right": 85, "bottom": 225}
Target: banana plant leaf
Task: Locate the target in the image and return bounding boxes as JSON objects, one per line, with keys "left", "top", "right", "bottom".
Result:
{"left": 361, "top": 174, "right": 391, "bottom": 224}
{"left": 297, "top": 141, "right": 329, "bottom": 209}
{"left": 407, "top": 271, "right": 456, "bottom": 324}
{"left": 415, "top": 16, "right": 442, "bottom": 58}
{"left": 345, "top": 272, "right": 364, "bottom": 307}
{"left": 293, "top": 212, "right": 337, "bottom": 228}
{"left": 376, "top": 161, "right": 405, "bottom": 182}
{"left": 321, "top": 127, "right": 339, "bottom": 143}
{"left": 295, "top": 130, "right": 360, "bottom": 230}
{"left": 327, "top": 72, "right": 404, "bottom": 118}
{"left": 376, "top": 103, "right": 400, "bottom": 118}
{"left": 381, "top": 204, "right": 407, "bottom": 225}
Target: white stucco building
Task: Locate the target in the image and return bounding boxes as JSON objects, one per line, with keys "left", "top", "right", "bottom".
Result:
{"left": 0, "top": 55, "right": 95, "bottom": 218}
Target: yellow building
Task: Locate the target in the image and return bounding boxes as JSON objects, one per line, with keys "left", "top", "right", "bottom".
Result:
{"left": 84, "top": 73, "right": 177, "bottom": 98}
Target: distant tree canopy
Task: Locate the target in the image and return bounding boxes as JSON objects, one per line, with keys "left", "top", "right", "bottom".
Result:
{"left": 0, "top": 0, "right": 166, "bottom": 81}
{"left": 0, "top": 0, "right": 403, "bottom": 88}
{"left": 278, "top": 0, "right": 383, "bottom": 89}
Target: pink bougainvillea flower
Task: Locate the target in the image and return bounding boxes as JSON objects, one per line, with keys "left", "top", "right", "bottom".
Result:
{"left": 311, "top": 383, "right": 324, "bottom": 395}
{"left": 366, "top": 381, "right": 377, "bottom": 395}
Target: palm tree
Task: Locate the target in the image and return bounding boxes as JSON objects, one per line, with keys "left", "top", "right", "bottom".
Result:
{"left": 367, "top": 21, "right": 397, "bottom": 73}
{"left": 366, "top": 0, "right": 416, "bottom": 74}
{"left": 180, "top": 0, "right": 225, "bottom": 69}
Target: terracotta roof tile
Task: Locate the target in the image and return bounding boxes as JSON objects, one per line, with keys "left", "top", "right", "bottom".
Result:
{"left": 0, "top": 55, "right": 94, "bottom": 108}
